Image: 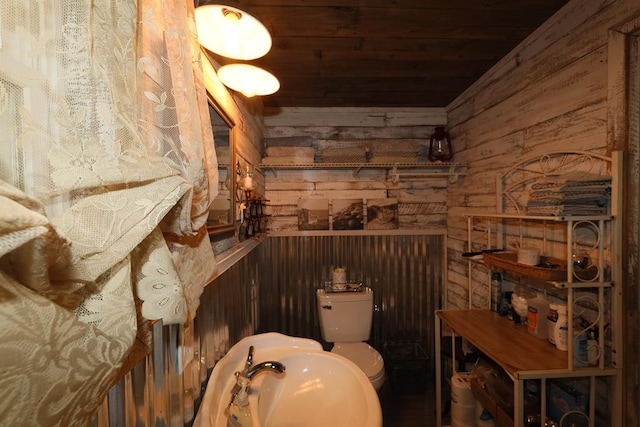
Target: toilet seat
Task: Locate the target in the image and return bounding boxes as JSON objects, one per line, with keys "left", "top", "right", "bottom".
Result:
{"left": 331, "top": 342, "right": 385, "bottom": 385}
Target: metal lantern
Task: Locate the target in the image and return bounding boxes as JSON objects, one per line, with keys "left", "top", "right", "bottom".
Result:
{"left": 428, "top": 126, "right": 453, "bottom": 162}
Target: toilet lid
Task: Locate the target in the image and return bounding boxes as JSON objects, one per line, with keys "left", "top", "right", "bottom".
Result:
{"left": 331, "top": 342, "right": 384, "bottom": 379}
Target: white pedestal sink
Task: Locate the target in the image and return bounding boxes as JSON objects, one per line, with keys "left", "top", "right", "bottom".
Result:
{"left": 193, "top": 332, "right": 382, "bottom": 427}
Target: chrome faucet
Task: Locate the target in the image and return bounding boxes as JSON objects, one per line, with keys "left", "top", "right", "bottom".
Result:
{"left": 238, "top": 345, "right": 286, "bottom": 380}
{"left": 227, "top": 346, "right": 286, "bottom": 409}
{"left": 244, "top": 346, "right": 254, "bottom": 373}
{"left": 244, "top": 361, "right": 286, "bottom": 380}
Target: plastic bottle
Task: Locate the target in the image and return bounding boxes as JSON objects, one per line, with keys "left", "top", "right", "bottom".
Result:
{"left": 527, "top": 291, "right": 550, "bottom": 338}
{"left": 499, "top": 280, "right": 513, "bottom": 318}
{"left": 490, "top": 272, "right": 502, "bottom": 312}
{"left": 554, "top": 304, "right": 568, "bottom": 351}
{"left": 547, "top": 304, "right": 558, "bottom": 345}
{"left": 512, "top": 285, "right": 530, "bottom": 324}
{"left": 227, "top": 376, "right": 253, "bottom": 427}
{"left": 498, "top": 288, "right": 513, "bottom": 319}
{"left": 573, "top": 326, "right": 589, "bottom": 367}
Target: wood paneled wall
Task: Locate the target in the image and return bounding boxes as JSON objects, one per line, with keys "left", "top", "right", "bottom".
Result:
{"left": 444, "top": 0, "right": 640, "bottom": 424}
{"left": 262, "top": 107, "right": 451, "bottom": 232}
{"left": 201, "top": 51, "right": 265, "bottom": 192}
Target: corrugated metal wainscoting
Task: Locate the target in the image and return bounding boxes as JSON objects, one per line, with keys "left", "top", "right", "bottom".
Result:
{"left": 256, "top": 233, "right": 445, "bottom": 360}
{"left": 97, "top": 233, "right": 445, "bottom": 425}
{"left": 95, "top": 247, "right": 260, "bottom": 427}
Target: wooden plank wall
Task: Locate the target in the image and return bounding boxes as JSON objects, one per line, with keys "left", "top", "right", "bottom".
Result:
{"left": 202, "top": 51, "right": 265, "bottom": 193}
{"left": 262, "top": 107, "right": 451, "bottom": 232}
{"left": 444, "top": 0, "right": 639, "bottom": 424}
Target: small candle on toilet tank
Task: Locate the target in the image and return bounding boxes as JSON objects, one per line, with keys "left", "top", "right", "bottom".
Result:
{"left": 332, "top": 267, "right": 346, "bottom": 284}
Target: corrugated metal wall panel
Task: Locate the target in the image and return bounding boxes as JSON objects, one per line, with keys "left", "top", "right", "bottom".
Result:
{"left": 257, "top": 234, "right": 445, "bottom": 358}
{"left": 98, "top": 250, "right": 259, "bottom": 427}
{"left": 99, "top": 234, "right": 445, "bottom": 425}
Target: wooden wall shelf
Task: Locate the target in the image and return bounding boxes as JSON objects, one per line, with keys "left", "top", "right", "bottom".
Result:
{"left": 259, "top": 161, "right": 467, "bottom": 183}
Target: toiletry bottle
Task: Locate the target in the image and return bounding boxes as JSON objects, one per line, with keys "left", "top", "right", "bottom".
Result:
{"left": 490, "top": 272, "right": 502, "bottom": 312}
{"left": 526, "top": 291, "right": 549, "bottom": 338}
{"left": 228, "top": 376, "right": 253, "bottom": 427}
{"left": 554, "top": 304, "right": 568, "bottom": 351}
{"left": 499, "top": 279, "right": 513, "bottom": 318}
{"left": 573, "top": 326, "right": 589, "bottom": 367}
{"left": 512, "top": 284, "right": 530, "bottom": 324}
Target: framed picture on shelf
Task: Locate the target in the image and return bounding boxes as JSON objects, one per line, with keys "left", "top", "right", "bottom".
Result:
{"left": 298, "top": 199, "right": 330, "bottom": 230}
{"left": 366, "top": 198, "right": 399, "bottom": 230}
{"left": 332, "top": 199, "right": 364, "bottom": 230}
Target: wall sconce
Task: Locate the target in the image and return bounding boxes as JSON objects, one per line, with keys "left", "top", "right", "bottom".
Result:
{"left": 194, "top": 1, "right": 272, "bottom": 60}
{"left": 428, "top": 126, "right": 453, "bottom": 162}
{"left": 217, "top": 63, "right": 280, "bottom": 97}
{"left": 241, "top": 164, "right": 254, "bottom": 190}
{"left": 236, "top": 161, "right": 255, "bottom": 191}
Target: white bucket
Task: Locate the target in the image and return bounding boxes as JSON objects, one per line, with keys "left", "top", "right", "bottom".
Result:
{"left": 451, "top": 373, "right": 476, "bottom": 426}
{"left": 451, "top": 372, "right": 475, "bottom": 406}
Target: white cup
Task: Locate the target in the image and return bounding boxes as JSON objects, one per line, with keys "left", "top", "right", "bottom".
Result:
{"left": 517, "top": 247, "right": 540, "bottom": 265}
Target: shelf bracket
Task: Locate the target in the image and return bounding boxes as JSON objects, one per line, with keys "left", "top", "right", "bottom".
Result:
{"left": 390, "top": 165, "right": 400, "bottom": 184}
{"left": 448, "top": 164, "right": 460, "bottom": 184}
{"left": 263, "top": 167, "right": 278, "bottom": 178}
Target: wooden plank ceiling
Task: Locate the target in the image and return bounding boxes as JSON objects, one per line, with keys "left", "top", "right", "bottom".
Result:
{"left": 197, "top": 0, "right": 570, "bottom": 109}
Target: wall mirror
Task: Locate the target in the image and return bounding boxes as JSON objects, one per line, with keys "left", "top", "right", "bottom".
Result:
{"left": 206, "top": 92, "right": 236, "bottom": 241}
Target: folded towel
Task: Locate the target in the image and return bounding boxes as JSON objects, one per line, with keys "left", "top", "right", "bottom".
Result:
{"left": 530, "top": 171, "right": 611, "bottom": 190}
{"left": 526, "top": 172, "right": 611, "bottom": 216}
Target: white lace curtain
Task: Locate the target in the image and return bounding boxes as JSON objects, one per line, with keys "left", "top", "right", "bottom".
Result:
{"left": 0, "top": 0, "right": 218, "bottom": 424}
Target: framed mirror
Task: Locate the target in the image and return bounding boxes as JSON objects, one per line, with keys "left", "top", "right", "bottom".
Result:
{"left": 206, "top": 92, "right": 236, "bottom": 241}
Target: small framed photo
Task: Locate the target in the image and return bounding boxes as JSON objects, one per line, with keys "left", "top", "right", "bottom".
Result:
{"left": 332, "top": 199, "right": 364, "bottom": 230}
{"left": 367, "top": 198, "right": 399, "bottom": 230}
{"left": 298, "top": 199, "right": 330, "bottom": 230}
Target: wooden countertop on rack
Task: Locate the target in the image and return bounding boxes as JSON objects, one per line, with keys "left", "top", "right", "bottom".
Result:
{"left": 437, "top": 309, "right": 567, "bottom": 378}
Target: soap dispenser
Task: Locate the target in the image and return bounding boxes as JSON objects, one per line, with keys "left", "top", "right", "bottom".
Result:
{"left": 227, "top": 375, "right": 253, "bottom": 427}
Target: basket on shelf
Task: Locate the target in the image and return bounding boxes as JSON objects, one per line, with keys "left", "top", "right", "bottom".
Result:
{"left": 482, "top": 252, "right": 567, "bottom": 281}
{"left": 320, "top": 147, "right": 367, "bottom": 163}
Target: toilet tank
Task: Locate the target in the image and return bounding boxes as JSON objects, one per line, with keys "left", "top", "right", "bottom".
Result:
{"left": 316, "top": 288, "right": 373, "bottom": 343}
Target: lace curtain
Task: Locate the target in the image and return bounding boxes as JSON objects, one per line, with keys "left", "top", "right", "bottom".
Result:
{"left": 0, "top": 0, "right": 218, "bottom": 424}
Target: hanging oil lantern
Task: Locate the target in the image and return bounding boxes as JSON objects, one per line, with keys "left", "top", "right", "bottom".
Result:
{"left": 428, "top": 126, "right": 453, "bottom": 162}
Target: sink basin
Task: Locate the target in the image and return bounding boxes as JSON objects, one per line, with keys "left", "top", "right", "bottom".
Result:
{"left": 193, "top": 332, "right": 382, "bottom": 427}
{"left": 257, "top": 350, "right": 381, "bottom": 426}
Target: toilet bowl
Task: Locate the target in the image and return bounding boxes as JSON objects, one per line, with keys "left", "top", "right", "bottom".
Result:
{"left": 316, "top": 288, "right": 386, "bottom": 391}
{"left": 331, "top": 342, "right": 386, "bottom": 391}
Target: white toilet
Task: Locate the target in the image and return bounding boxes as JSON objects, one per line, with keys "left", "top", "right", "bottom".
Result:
{"left": 316, "top": 287, "right": 386, "bottom": 391}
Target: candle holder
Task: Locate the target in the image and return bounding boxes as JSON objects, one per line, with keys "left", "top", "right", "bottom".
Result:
{"left": 237, "top": 163, "right": 254, "bottom": 190}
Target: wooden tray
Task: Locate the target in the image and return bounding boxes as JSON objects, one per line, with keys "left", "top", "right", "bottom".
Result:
{"left": 482, "top": 252, "right": 567, "bottom": 281}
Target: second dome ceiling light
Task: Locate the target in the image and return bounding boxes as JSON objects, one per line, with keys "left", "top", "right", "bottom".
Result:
{"left": 195, "top": 1, "right": 280, "bottom": 96}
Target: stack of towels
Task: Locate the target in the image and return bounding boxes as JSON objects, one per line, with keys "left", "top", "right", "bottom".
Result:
{"left": 526, "top": 171, "right": 611, "bottom": 216}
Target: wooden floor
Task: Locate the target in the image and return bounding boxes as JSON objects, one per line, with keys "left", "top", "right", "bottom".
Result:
{"left": 378, "top": 379, "right": 442, "bottom": 427}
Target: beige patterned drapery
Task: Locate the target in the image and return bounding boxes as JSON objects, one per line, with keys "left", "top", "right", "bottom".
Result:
{"left": 0, "top": 0, "right": 218, "bottom": 424}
